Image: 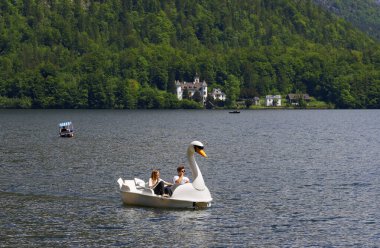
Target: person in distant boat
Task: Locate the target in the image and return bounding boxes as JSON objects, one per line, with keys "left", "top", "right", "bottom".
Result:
{"left": 149, "top": 169, "right": 173, "bottom": 197}
{"left": 173, "top": 165, "right": 190, "bottom": 185}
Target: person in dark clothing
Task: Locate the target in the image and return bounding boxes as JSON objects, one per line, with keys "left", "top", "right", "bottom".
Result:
{"left": 148, "top": 169, "right": 173, "bottom": 197}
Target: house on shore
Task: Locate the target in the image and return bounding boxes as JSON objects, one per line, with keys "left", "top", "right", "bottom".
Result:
{"left": 175, "top": 76, "right": 207, "bottom": 104}
{"left": 253, "top": 97, "right": 260, "bottom": 105}
{"left": 265, "top": 95, "right": 282, "bottom": 106}
{"left": 210, "top": 88, "right": 226, "bottom": 101}
{"left": 286, "top": 94, "right": 311, "bottom": 105}
{"left": 175, "top": 76, "right": 226, "bottom": 104}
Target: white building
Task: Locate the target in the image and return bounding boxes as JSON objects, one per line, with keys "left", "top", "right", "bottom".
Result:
{"left": 210, "top": 88, "right": 226, "bottom": 101}
{"left": 175, "top": 76, "right": 208, "bottom": 104}
{"left": 265, "top": 95, "right": 282, "bottom": 106}
{"left": 253, "top": 97, "right": 260, "bottom": 105}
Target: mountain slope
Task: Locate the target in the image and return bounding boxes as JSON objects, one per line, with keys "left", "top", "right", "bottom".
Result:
{"left": 314, "top": 0, "right": 380, "bottom": 40}
{"left": 0, "top": 0, "right": 380, "bottom": 109}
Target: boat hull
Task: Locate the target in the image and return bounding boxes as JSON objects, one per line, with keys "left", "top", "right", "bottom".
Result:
{"left": 60, "top": 133, "right": 74, "bottom": 137}
{"left": 120, "top": 191, "right": 211, "bottom": 209}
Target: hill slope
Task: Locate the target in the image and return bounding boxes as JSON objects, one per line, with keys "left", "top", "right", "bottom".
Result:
{"left": 314, "top": 0, "right": 380, "bottom": 40}
{"left": 0, "top": 0, "right": 380, "bottom": 109}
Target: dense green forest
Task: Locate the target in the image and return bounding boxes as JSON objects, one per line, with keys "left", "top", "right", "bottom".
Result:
{"left": 1, "top": 0, "right": 380, "bottom": 109}
{"left": 314, "top": 0, "right": 380, "bottom": 41}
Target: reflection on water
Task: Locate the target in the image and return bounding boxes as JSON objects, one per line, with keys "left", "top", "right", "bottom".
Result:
{"left": 115, "top": 206, "right": 213, "bottom": 246}
{"left": 1, "top": 109, "right": 379, "bottom": 247}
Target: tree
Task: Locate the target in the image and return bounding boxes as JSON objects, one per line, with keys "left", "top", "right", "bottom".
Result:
{"left": 182, "top": 88, "right": 189, "bottom": 100}
{"left": 192, "top": 91, "right": 203, "bottom": 103}
{"left": 245, "top": 99, "right": 253, "bottom": 108}
{"left": 224, "top": 74, "right": 240, "bottom": 108}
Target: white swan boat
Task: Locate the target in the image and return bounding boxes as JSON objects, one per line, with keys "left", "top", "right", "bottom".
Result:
{"left": 117, "top": 141, "right": 212, "bottom": 209}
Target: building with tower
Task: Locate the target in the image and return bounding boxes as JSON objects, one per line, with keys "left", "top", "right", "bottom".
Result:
{"left": 175, "top": 76, "right": 208, "bottom": 104}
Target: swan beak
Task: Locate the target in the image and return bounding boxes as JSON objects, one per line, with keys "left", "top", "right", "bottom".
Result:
{"left": 197, "top": 149, "right": 208, "bottom": 158}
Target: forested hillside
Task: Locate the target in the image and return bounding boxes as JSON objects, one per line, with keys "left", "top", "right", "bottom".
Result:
{"left": 314, "top": 0, "right": 380, "bottom": 41}
{"left": 1, "top": 0, "right": 380, "bottom": 109}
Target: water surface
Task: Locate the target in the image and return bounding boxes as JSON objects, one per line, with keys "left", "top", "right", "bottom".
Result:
{"left": 1, "top": 109, "right": 379, "bottom": 247}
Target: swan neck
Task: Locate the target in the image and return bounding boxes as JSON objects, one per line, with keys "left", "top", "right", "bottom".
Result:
{"left": 187, "top": 149, "right": 198, "bottom": 178}
{"left": 187, "top": 146, "right": 205, "bottom": 190}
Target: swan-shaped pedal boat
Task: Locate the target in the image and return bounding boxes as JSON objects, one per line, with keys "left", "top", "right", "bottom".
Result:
{"left": 117, "top": 141, "right": 212, "bottom": 209}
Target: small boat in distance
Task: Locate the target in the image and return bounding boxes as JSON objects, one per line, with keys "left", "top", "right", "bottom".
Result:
{"left": 59, "top": 121, "right": 74, "bottom": 137}
{"left": 229, "top": 110, "right": 240, "bottom": 114}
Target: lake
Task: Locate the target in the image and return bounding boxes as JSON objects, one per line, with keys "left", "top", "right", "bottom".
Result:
{"left": 0, "top": 109, "right": 379, "bottom": 247}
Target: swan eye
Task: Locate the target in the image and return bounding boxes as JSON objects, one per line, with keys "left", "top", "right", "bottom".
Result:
{"left": 194, "top": 145, "right": 204, "bottom": 150}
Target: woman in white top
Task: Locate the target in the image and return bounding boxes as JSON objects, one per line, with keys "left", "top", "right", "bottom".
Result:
{"left": 149, "top": 169, "right": 173, "bottom": 196}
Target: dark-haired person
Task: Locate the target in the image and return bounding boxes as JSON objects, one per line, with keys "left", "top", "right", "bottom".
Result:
{"left": 173, "top": 165, "right": 190, "bottom": 185}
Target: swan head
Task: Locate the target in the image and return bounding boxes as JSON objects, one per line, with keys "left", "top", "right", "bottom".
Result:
{"left": 190, "top": 141, "right": 208, "bottom": 158}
